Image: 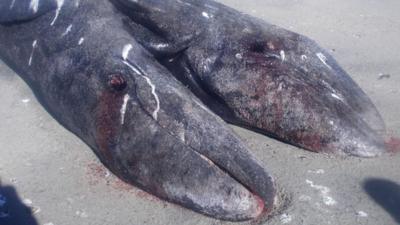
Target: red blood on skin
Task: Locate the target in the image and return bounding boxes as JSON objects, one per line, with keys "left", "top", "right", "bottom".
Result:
{"left": 95, "top": 90, "right": 124, "bottom": 165}
{"left": 253, "top": 193, "right": 266, "bottom": 217}
{"left": 109, "top": 74, "right": 127, "bottom": 91}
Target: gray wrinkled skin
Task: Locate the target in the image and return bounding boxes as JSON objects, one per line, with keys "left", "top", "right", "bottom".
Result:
{"left": 113, "top": 0, "right": 387, "bottom": 157}
{"left": 0, "top": 0, "right": 388, "bottom": 222}
{"left": 0, "top": 0, "right": 275, "bottom": 221}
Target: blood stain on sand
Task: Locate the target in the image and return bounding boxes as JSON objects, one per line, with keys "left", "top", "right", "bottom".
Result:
{"left": 85, "top": 162, "right": 165, "bottom": 205}
{"left": 385, "top": 137, "right": 400, "bottom": 154}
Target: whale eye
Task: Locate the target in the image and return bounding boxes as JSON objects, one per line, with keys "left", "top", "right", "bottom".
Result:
{"left": 108, "top": 74, "right": 127, "bottom": 91}
{"left": 249, "top": 42, "right": 265, "bottom": 53}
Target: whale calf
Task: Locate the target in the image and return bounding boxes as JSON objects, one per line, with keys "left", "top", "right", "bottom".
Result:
{"left": 0, "top": 0, "right": 388, "bottom": 222}
{"left": 0, "top": 0, "right": 275, "bottom": 221}
{"left": 113, "top": 0, "right": 387, "bottom": 157}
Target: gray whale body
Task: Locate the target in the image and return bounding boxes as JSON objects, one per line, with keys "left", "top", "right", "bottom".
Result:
{"left": 112, "top": 0, "right": 386, "bottom": 157}
{"left": 0, "top": 0, "right": 387, "bottom": 221}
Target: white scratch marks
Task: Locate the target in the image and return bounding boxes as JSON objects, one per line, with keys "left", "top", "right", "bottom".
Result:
{"left": 29, "top": 0, "right": 40, "bottom": 13}
{"left": 301, "top": 55, "right": 307, "bottom": 60}
{"left": 122, "top": 44, "right": 133, "bottom": 61}
{"left": 120, "top": 94, "right": 130, "bottom": 125}
{"left": 316, "top": 52, "right": 332, "bottom": 69}
{"left": 280, "top": 50, "right": 286, "bottom": 62}
{"left": 306, "top": 179, "right": 337, "bottom": 206}
{"left": 140, "top": 74, "right": 160, "bottom": 120}
{"left": 50, "top": 0, "right": 65, "bottom": 26}
{"left": 61, "top": 24, "right": 73, "bottom": 36}
{"left": 331, "top": 93, "right": 344, "bottom": 101}
{"left": 78, "top": 37, "right": 85, "bottom": 45}
{"left": 123, "top": 60, "right": 141, "bottom": 75}
{"left": 202, "top": 12, "right": 210, "bottom": 19}
{"left": 10, "top": 0, "right": 16, "bottom": 9}
{"left": 122, "top": 45, "right": 160, "bottom": 121}
{"left": 28, "top": 40, "right": 38, "bottom": 66}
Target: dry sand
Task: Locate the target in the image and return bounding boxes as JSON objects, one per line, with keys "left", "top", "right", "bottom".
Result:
{"left": 1, "top": 0, "right": 399, "bottom": 225}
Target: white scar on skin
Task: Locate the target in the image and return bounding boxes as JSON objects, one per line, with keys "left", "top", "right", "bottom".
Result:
{"left": 122, "top": 44, "right": 160, "bottom": 120}
{"left": 120, "top": 94, "right": 130, "bottom": 124}
{"left": 202, "top": 12, "right": 210, "bottom": 19}
{"left": 28, "top": 40, "right": 38, "bottom": 66}
{"left": 78, "top": 37, "right": 84, "bottom": 45}
{"left": 316, "top": 52, "right": 332, "bottom": 69}
{"left": 50, "top": 0, "right": 65, "bottom": 26}
{"left": 306, "top": 179, "right": 337, "bottom": 206}
{"left": 61, "top": 24, "right": 72, "bottom": 36}
{"left": 154, "top": 43, "right": 168, "bottom": 49}
{"left": 140, "top": 73, "right": 160, "bottom": 120}
{"left": 10, "top": 0, "right": 16, "bottom": 9}
{"left": 122, "top": 44, "right": 133, "bottom": 61}
{"left": 280, "top": 50, "right": 286, "bottom": 62}
{"left": 29, "top": 0, "right": 40, "bottom": 13}
{"left": 331, "top": 93, "right": 344, "bottom": 101}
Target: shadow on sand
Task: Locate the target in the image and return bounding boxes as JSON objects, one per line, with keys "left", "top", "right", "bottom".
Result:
{"left": 364, "top": 178, "right": 400, "bottom": 224}
{"left": 0, "top": 183, "right": 39, "bottom": 225}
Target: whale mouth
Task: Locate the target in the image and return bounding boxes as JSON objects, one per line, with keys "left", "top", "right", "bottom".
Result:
{"left": 190, "top": 151, "right": 266, "bottom": 218}
{"left": 164, "top": 152, "right": 267, "bottom": 220}
{"left": 116, "top": 139, "right": 271, "bottom": 221}
{"left": 107, "top": 89, "right": 276, "bottom": 221}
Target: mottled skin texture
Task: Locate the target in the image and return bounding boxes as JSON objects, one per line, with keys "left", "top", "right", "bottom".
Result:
{"left": 0, "top": 0, "right": 388, "bottom": 222}
{"left": 0, "top": 0, "right": 275, "bottom": 221}
{"left": 113, "top": 0, "right": 387, "bottom": 157}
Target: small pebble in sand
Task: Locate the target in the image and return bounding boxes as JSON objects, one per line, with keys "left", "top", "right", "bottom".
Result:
{"left": 357, "top": 211, "right": 368, "bottom": 217}
{"left": 76, "top": 210, "right": 89, "bottom": 218}
{"left": 308, "top": 169, "right": 325, "bottom": 174}
{"left": 378, "top": 73, "right": 391, "bottom": 80}
{"left": 21, "top": 98, "right": 31, "bottom": 103}
{"left": 280, "top": 213, "right": 292, "bottom": 224}
{"left": 32, "top": 206, "right": 41, "bottom": 214}
{"left": 23, "top": 198, "right": 33, "bottom": 206}
{"left": 10, "top": 178, "right": 17, "bottom": 183}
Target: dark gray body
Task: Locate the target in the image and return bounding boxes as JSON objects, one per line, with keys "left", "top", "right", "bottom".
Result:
{"left": 0, "top": 0, "right": 275, "bottom": 221}
{"left": 0, "top": 0, "right": 388, "bottom": 222}
{"left": 112, "top": 0, "right": 387, "bottom": 157}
